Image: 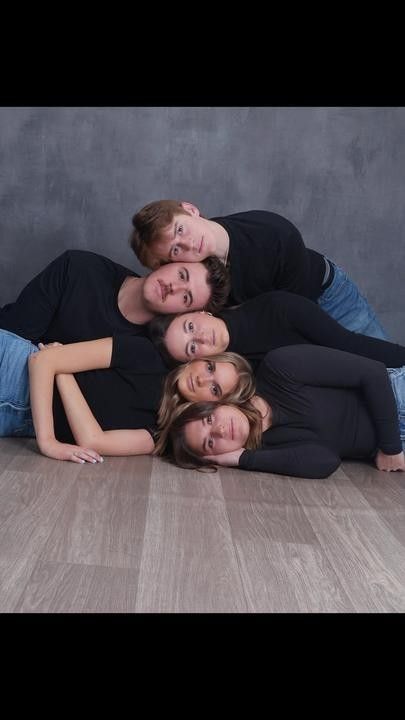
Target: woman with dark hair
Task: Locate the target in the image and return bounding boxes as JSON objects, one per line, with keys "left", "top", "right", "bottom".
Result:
{"left": 155, "top": 345, "right": 405, "bottom": 479}
{"left": 147, "top": 290, "right": 405, "bottom": 372}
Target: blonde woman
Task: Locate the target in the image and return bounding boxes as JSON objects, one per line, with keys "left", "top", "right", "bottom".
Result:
{"left": 155, "top": 352, "right": 255, "bottom": 455}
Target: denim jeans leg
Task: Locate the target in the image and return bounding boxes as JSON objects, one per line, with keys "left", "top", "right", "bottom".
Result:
{"left": 318, "top": 262, "right": 389, "bottom": 340}
{"left": 387, "top": 367, "right": 405, "bottom": 451}
{"left": 0, "top": 329, "right": 38, "bottom": 437}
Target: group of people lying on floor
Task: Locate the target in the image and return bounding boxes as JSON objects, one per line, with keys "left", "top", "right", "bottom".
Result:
{"left": 1, "top": 200, "right": 404, "bottom": 479}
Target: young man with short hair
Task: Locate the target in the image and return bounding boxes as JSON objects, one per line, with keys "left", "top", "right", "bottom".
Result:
{"left": 130, "top": 200, "right": 388, "bottom": 340}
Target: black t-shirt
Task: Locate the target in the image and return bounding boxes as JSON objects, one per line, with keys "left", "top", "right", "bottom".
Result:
{"left": 0, "top": 250, "right": 170, "bottom": 444}
{"left": 212, "top": 210, "right": 326, "bottom": 305}
{"left": 219, "top": 290, "right": 405, "bottom": 373}
{"left": 239, "top": 345, "right": 402, "bottom": 479}
{"left": 53, "top": 334, "right": 168, "bottom": 443}
{"left": 0, "top": 249, "right": 148, "bottom": 343}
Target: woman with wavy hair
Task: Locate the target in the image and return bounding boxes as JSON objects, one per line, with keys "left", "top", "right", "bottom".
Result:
{"left": 155, "top": 351, "right": 255, "bottom": 455}
{"left": 155, "top": 344, "right": 405, "bottom": 480}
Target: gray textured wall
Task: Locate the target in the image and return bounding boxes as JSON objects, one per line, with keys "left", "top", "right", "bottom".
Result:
{"left": 1, "top": 107, "right": 404, "bottom": 340}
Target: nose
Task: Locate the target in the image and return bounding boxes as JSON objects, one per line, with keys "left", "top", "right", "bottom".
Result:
{"left": 196, "top": 375, "right": 210, "bottom": 387}
{"left": 168, "top": 280, "right": 187, "bottom": 294}
{"left": 214, "top": 423, "right": 225, "bottom": 438}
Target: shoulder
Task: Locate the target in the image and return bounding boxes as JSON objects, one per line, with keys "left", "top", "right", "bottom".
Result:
{"left": 65, "top": 250, "right": 134, "bottom": 274}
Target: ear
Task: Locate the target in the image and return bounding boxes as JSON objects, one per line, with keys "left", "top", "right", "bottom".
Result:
{"left": 180, "top": 201, "right": 200, "bottom": 217}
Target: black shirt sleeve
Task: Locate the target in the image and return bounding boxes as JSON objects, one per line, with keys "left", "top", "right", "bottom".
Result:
{"left": 111, "top": 334, "right": 169, "bottom": 373}
{"left": 239, "top": 441, "right": 341, "bottom": 479}
{"left": 274, "top": 291, "right": 405, "bottom": 368}
{"left": 0, "top": 250, "right": 70, "bottom": 343}
{"left": 260, "top": 344, "right": 403, "bottom": 455}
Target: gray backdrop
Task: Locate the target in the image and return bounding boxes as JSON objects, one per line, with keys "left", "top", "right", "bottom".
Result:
{"left": 1, "top": 107, "right": 404, "bottom": 340}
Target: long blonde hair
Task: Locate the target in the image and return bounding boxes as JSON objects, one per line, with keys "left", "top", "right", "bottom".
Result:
{"left": 154, "top": 352, "right": 255, "bottom": 456}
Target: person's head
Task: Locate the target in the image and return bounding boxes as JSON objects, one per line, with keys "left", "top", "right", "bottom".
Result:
{"left": 157, "top": 352, "right": 255, "bottom": 432}
{"left": 148, "top": 310, "right": 230, "bottom": 364}
{"left": 154, "top": 401, "right": 262, "bottom": 471}
{"left": 130, "top": 200, "right": 217, "bottom": 269}
{"left": 142, "top": 257, "right": 229, "bottom": 315}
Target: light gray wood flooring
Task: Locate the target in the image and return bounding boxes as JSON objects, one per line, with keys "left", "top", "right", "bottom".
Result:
{"left": 1, "top": 437, "right": 405, "bottom": 613}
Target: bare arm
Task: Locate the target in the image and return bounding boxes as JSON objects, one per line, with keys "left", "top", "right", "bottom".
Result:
{"left": 28, "top": 338, "right": 113, "bottom": 461}
{"left": 56, "top": 373, "right": 155, "bottom": 456}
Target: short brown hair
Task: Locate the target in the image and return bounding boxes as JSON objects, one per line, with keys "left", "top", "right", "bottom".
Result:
{"left": 130, "top": 200, "right": 190, "bottom": 268}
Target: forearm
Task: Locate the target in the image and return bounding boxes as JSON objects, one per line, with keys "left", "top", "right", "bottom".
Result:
{"left": 56, "top": 373, "right": 103, "bottom": 445}
{"left": 28, "top": 337, "right": 112, "bottom": 445}
{"left": 239, "top": 443, "right": 341, "bottom": 479}
{"left": 57, "top": 373, "right": 155, "bottom": 456}
{"left": 28, "top": 352, "right": 58, "bottom": 448}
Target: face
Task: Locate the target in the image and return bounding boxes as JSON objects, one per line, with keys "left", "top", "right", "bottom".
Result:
{"left": 143, "top": 262, "right": 211, "bottom": 314}
{"left": 177, "top": 360, "right": 238, "bottom": 402}
{"left": 184, "top": 405, "right": 250, "bottom": 456}
{"left": 148, "top": 204, "right": 217, "bottom": 266}
{"left": 165, "top": 312, "right": 229, "bottom": 362}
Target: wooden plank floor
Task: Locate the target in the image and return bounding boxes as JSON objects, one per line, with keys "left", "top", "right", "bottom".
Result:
{"left": 1, "top": 437, "right": 405, "bottom": 613}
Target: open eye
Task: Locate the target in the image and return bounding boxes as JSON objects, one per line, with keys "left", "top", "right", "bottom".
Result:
{"left": 171, "top": 245, "right": 180, "bottom": 257}
{"left": 211, "top": 384, "right": 219, "bottom": 397}
{"left": 177, "top": 225, "right": 184, "bottom": 235}
{"left": 207, "top": 361, "right": 214, "bottom": 373}
{"left": 188, "top": 322, "right": 194, "bottom": 332}
{"left": 190, "top": 341, "right": 197, "bottom": 355}
{"left": 179, "top": 269, "right": 185, "bottom": 280}
{"left": 207, "top": 414, "right": 212, "bottom": 424}
{"left": 208, "top": 437, "right": 214, "bottom": 449}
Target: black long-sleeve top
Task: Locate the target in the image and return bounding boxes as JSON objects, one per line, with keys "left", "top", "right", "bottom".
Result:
{"left": 239, "top": 345, "right": 403, "bottom": 479}
{"left": 219, "top": 290, "right": 405, "bottom": 373}
{"left": 212, "top": 210, "right": 326, "bottom": 305}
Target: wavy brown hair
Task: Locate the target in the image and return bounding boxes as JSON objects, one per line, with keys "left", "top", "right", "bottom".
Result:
{"left": 154, "top": 400, "right": 263, "bottom": 472}
{"left": 156, "top": 352, "right": 256, "bottom": 451}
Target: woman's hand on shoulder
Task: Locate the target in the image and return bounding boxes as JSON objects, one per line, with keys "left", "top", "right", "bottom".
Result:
{"left": 204, "top": 448, "right": 245, "bottom": 467}
{"left": 38, "top": 438, "right": 104, "bottom": 464}
{"left": 375, "top": 450, "right": 405, "bottom": 472}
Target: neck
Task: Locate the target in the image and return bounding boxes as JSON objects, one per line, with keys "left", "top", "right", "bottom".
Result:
{"left": 211, "top": 220, "right": 230, "bottom": 263}
{"left": 118, "top": 276, "right": 155, "bottom": 324}
{"left": 251, "top": 395, "right": 273, "bottom": 432}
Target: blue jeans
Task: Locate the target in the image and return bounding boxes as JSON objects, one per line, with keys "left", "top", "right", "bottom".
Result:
{"left": 318, "top": 261, "right": 389, "bottom": 340}
{"left": 0, "top": 329, "right": 37, "bottom": 437}
{"left": 387, "top": 367, "right": 405, "bottom": 452}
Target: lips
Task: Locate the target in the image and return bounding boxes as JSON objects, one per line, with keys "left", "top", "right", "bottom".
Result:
{"left": 230, "top": 418, "right": 234, "bottom": 440}
{"left": 212, "top": 330, "right": 215, "bottom": 346}
{"left": 157, "top": 279, "right": 168, "bottom": 301}
{"left": 198, "top": 236, "right": 204, "bottom": 254}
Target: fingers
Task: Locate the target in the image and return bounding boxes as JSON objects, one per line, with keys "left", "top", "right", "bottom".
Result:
{"left": 71, "top": 449, "right": 104, "bottom": 464}
{"left": 38, "top": 341, "right": 63, "bottom": 350}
